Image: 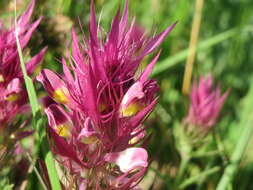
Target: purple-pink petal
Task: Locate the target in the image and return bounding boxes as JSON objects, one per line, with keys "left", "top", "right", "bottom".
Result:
{"left": 104, "top": 147, "right": 148, "bottom": 173}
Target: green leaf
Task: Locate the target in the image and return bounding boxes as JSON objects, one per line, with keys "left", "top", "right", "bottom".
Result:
{"left": 14, "top": 1, "right": 61, "bottom": 189}
{"left": 152, "top": 27, "right": 247, "bottom": 76}
{"left": 216, "top": 79, "right": 253, "bottom": 190}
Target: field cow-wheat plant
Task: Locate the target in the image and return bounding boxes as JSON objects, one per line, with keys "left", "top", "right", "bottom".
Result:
{"left": 0, "top": 0, "right": 252, "bottom": 190}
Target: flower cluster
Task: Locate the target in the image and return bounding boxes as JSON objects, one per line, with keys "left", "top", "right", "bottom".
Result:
{"left": 0, "top": 0, "right": 46, "bottom": 148}
{"left": 186, "top": 75, "right": 229, "bottom": 132}
{"left": 38, "top": 0, "right": 175, "bottom": 189}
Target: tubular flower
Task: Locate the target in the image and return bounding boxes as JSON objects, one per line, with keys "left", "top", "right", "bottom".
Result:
{"left": 186, "top": 75, "right": 229, "bottom": 131}
{"left": 0, "top": 0, "right": 46, "bottom": 156}
{"left": 38, "top": 0, "right": 175, "bottom": 189}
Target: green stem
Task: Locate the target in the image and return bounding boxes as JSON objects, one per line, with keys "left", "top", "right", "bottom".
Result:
{"left": 62, "top": 0, "right": 72, "bottom": 15}
{"left": 196, "top": 162, "right": 213, "bottom": 190}
{"left": 180, "top": 166, "right": 220, "bottom": 189}
{"left": 192, "top": 150, "right": 219, "bottom": 158}
{"left": 216, "top": 112, "right": 253, "bottom": 190}
{"left": 176, "top": 156, "right": 190, "bottom": 186}
{"left": 14, "top": 1, "right": 61, "bottom": 189}
{"left": 213, "top": 131, "right": 229, "bottom": 164}
{"left": 26, "top": 153, "right": 48, "bottom": 190}
{"left": 14, "top": 26, "right": 39, "bottom": 115}
{"left": 45, "top": 151, "right": 61, "bottom": 190}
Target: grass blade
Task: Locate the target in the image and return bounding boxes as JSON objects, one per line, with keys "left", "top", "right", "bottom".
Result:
{"left": 182, "top": 0, "right": 204, "bottom": 95}
{"left": 152, "top": 27, "right": 243, "bottom": 76}
{"left": 14, "top": 1, "right": 61, "bottom": 189}
{"left": 216, "top": 80, "right": 253, "bottom": 190}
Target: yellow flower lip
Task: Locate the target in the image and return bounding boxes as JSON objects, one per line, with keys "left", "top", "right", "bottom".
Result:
{"left": 5, "top": 93, "right": 20, "bottom": 102}
{"left": 81, "top": 135, "right": 98, "bottom": 144}
{"left": 0, "top": 75, "right": 4, "bottom": 82}
{"left": 98, "top": 103, "right": 106, "bottom": 113}
{"left": 56, "top": 124, "right": 72, "bottom": 138}
{"left": 53, "top": 87, "right": 69, "bottom": 104}
{"left": 129, "top": 136, "right": 138, "bottom": 144}
{"left": 121, "top": 102, "right": 144, "bottom": 117}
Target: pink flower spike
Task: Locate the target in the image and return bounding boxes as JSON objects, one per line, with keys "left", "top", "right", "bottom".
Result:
{"left": 104, "top": 148, "right": 148, "bottom": 173}
{"left": 38, "top": 0, "right": 175, "bottom": 188}
{"left": 186, "top": 75, "right": 229, "bottom": 130}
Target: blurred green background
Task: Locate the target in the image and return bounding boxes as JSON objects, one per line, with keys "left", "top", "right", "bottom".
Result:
{"left": 1, "top": 0, "right": 253, "bottom": 189}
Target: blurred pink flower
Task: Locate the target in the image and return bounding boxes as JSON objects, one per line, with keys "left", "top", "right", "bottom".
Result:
{"left": 0, "top": 0, "right": 46, "bottom": 172}
{"left": 38, "top": 0, "right": 175, "bottom": 189}
{"left": 186, "top": 75, "right": 229, "bottom": 130}
{"left": 0, "top": 0, "right": 46, "bottom": 129}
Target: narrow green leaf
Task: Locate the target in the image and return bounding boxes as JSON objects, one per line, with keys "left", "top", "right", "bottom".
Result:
{"left": 216, "top": 80, "right": 253, "bottom": 190}
{"left": 152, "top": 27, "right": 245, "bottom": 76}
{"left": 45, "top": 152, "right": 61, "bottom": 190}
{"left": 14, "top": 1, "right": 61, "bottom": 189}
{"left": 179, "top": 166, "right": 220, "bottom": 189}
{"left": 14, "top": 24, "right": 39, "bottom": 115}
{"left": 24, "top": 76, "right": 40, "bottom": 115}
{"left": 26, "top": 153, "right": 48, "bottom": 190}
